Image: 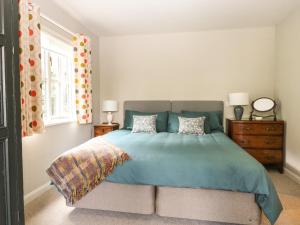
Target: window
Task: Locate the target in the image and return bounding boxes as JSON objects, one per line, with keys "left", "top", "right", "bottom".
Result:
{"left": 41, "top": 31, "right": 76, "bottom": 125}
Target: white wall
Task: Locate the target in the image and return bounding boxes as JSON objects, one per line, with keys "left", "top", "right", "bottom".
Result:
{"left": 276, "top": 9, "right": 300, "bottom": 172}
{"left": 23, "top": 0, "right": 100, "bottom": 195}
{"left": 99, "top": 27, "right": 276, "bottom": 124}
{"left": 22, "top": 124, "right": 92, "bottom": 194}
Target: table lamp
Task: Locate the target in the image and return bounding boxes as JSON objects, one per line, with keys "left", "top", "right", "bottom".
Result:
{"left": 229, "top": 93, "right": 249, "bottom": 120}
{"left": 102, "top": 100, "right": 118, "bottom": 125}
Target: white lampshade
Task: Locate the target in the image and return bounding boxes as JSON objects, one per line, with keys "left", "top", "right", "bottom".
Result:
{"left": 102, "top": 100, "right": 118, "bottom": 112}
{"left": 229, "top": 93, "right": 249, "bottom": 106}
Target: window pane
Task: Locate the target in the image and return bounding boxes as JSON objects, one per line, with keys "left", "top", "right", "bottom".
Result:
{"left": 41, "top": 31, "right": 75, "bottom": 124}
{"left": 49, "top": 53, "right": 60, "bottom": 117}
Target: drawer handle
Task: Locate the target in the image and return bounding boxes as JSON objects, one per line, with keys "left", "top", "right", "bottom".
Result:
{"left": 265, "top": 140, "right": 273, "bottom": 145}
{"left": 266, "top": 156, "right": 274, "bottom": 160}
{"left": 266, "top": 126, "right": 276, "bottom": 132}
{"left": 244, "top": 127, "right": 251, "bottom": 131}
{"left": 240, "top": 140, "right": 248, "bottom": 144}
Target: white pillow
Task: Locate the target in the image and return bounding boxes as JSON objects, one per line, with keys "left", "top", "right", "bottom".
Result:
{"left": 178, "top": 116, "right": 205, "bottom": 135}
{"left": 132, "top": 115, "right": 157, "bottom": 133}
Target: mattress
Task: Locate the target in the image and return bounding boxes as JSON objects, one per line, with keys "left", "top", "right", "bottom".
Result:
{"left": 102, "top": 129, "right": 282, "bottom": 224}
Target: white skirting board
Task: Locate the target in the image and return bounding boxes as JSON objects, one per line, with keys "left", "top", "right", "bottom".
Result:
{"left": 285, "top": 165, "right": 300, "bottom": 184}
{"left": 24, "top": 182, "right": 52, "bottom": 205}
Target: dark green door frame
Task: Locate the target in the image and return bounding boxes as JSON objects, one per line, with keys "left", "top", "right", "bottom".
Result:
{"left": 0, "top": 0, "right": 25, "bottom": 225}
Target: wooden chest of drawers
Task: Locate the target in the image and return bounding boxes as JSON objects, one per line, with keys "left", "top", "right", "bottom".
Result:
{"left": 94, "top": 123, "right": 119, "bottom": 137}
{"left": 226, "top": 119, "right": 285, "bottom": 173}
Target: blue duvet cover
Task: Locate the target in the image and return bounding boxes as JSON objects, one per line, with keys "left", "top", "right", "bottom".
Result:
{"left": 103, "top": 130, "right": 282, "bottom": 224}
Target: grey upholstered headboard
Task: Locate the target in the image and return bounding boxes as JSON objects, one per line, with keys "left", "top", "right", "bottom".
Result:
{"left": 124, "top": 100, "right": 224, "bottom": 124}
{"left": 124, "top": 101, "right": 171, "bottom": 112}
{"left": 171, "top": 101, "right": 224, "bottom": 113}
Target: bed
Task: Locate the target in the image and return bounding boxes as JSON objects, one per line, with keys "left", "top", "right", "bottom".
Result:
{"left": 72, "top": 101, "right": 282, "bottom": 225}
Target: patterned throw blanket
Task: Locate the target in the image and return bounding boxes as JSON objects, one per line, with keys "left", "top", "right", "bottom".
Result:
{"left": 46, "top": 137, "right": 130, "bottom": 205}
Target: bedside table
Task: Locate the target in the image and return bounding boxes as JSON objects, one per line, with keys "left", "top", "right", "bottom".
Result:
{"left": 226, "top": 119, "right": 285, "bottom": 173}
{"left": 94, "top": 123, "right": 119, "bottom": 137}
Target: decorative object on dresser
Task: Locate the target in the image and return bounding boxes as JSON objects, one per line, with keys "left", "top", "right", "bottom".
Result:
{"left": 250, "top": 97, "right": 277, "bottom": 121}
{"left": 228, "top": 93, "right": 249, "bottom": 120}
{"left": 94, "top": 123, "right": 119, "bottom": 137}
{"left": 102, "top": 100, "right": 118, "bottom": 125}
{"left": 227, "top": 119, "right": 285, "bottom": 173}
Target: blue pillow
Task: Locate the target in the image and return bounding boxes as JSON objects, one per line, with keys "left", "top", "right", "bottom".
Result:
{"left": 167, "top": 112, "right": 211, "bottom": 133}
{"left": 182, "top": 111, "right": 223, "bottom": 132}
{"left": 124, "top": 110, "right": 168, "bottom": 132}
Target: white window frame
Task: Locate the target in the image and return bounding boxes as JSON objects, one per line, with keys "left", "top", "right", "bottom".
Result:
{"left": 41, "top": 30, "right": 76, "bottom": 126}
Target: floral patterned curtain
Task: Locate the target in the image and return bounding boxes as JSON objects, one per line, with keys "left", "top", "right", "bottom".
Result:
{"left": 19, "top": 0, "right": 44, "bottom": 137}
{"left": 72, "top": 34, "right": 93, "bottom": 124}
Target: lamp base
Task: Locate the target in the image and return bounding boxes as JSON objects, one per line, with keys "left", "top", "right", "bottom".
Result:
{"left": 107, "top": 112, "right": 113, "bottom": 125}
{"left": 234, "top": 105, "right": 244, "bottom": 120}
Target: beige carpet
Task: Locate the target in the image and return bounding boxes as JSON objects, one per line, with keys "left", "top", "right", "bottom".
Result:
{"left": 25, "top": 171, "right": 300, "bottom": 225}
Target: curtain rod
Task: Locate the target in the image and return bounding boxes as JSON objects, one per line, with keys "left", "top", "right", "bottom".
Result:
{"left": 40, "top": 13, "right": 76, "bottom": 37}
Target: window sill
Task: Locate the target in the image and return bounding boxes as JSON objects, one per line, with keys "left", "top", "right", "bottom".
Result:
{"left": 45, "top": 118, "right": 77, "bottom": 127}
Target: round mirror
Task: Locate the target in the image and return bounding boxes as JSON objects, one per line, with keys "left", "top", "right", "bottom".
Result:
{"left": 252, "top": 97, "right": 275, "bottom": 112}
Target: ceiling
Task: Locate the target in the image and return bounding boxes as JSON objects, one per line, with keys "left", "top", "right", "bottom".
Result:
{"left": 52, "top": 0, "right": 300, "bottom": 36}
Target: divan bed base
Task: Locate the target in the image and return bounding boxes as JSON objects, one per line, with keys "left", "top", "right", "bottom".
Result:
{"left": 72, "top": 182, "right": 155, "bottom": 214}
{"left": 72, "top": 182, "right": 261, "bottom": 225}
{"left": 156, "top": 186, "right": 261, "bottom": 225}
